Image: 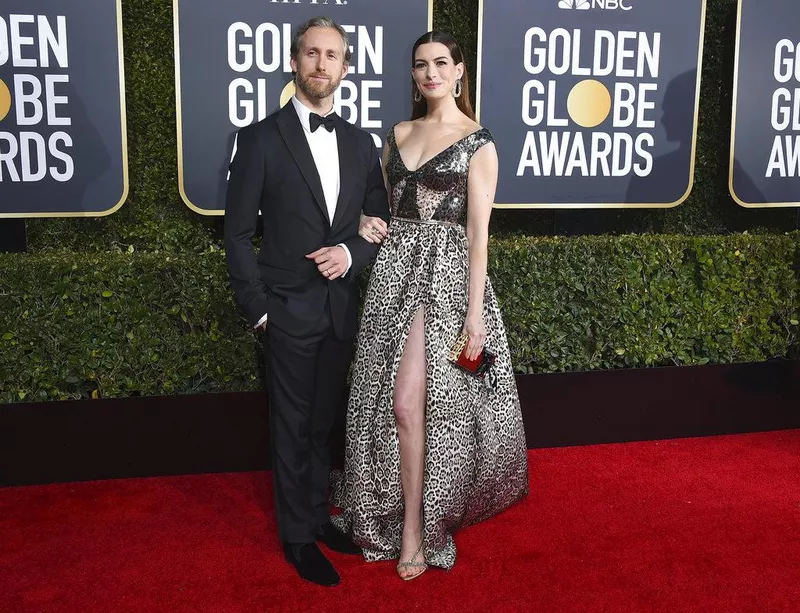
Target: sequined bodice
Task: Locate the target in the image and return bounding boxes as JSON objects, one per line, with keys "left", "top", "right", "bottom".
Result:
{"left": 386, "top": 125, "right": 494, "bottom": 226}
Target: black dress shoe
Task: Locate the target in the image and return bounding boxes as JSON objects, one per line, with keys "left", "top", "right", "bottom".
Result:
{"left": 283, "top": 542, "right": 340, "bottom": 587}
{"left": 317, "top": 522, "right": 362, "bottom": 555}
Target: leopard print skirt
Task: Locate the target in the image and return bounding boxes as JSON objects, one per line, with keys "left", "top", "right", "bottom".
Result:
{"left": 330, "top": 218, "right": 529, "bottom": 569}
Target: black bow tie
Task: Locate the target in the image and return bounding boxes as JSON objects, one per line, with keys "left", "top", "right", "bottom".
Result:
{"left": 309, "top": 112, "right": 336, "bottom": 133}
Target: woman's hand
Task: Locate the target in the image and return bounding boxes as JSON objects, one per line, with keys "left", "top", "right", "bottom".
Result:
{"left": 463, "top": 314, "right": 487, "bottom": 361}
{"left": 359, "top": 215, "right": 389, "bottom": 243}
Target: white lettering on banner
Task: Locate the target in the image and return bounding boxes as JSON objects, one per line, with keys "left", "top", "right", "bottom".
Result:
{"left": 0, "top": 15, "right": 68, "bottom": 68}
{"left": 767, "top": 40, "right": 800, "bottom": 177}
{"left": 0, "top": 14, "right": 74, "bottom": 183}
{"left": 225, "top": 21, "right": 385, "bottom": 147}
{"left": 517, "top": 27, "right": 661, "bottom": 178}
{"left": 523, "top": 29, "right": 658, "bottom": 78}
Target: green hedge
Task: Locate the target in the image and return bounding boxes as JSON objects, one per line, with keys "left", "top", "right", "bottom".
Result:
{"left": 0, "top": 250, "right": 257, "bottom": 403}
{"left": 492, "top": 233, "right": 800, "bottom": 373}
{"left": 2, "top": 233, "right": 797, "bottom": 403}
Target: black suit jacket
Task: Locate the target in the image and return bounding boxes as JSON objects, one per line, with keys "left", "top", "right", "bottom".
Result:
{"left": 224, "top": 102, "right": 390, "bottom": 340}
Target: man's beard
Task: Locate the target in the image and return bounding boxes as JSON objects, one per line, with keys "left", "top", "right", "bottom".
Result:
{"left": 297, "top": 72, "right": 341, "bottom": 100}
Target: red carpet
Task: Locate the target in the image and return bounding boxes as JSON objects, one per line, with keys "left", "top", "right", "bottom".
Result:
{"left": 1, "top": 430, "right": 799, "bottom": 613}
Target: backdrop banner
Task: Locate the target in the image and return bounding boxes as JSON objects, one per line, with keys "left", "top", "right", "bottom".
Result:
{"left": 174, "top": 0, "right": 432, "bottom": 215}
{"left": 0, "top": 1, "right": 128, "bottom": 217}
{"left": 729, "top": 0, "right": 800, "bottom": 208}
{"left": 476, "top": 0, "right": 706, "bottom": 208}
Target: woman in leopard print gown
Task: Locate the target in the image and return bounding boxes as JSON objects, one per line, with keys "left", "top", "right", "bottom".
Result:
{"left": 330, "top": 32, "right": 528, "bottom": 577}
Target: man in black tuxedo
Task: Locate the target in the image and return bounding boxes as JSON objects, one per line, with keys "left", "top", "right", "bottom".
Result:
{"left": 223, "top": 17, "right": 389, "bottom": 587}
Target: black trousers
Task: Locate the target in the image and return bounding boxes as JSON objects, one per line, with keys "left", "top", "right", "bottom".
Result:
{"left": 263, "top": 302, "right": 353, "bottom": 544}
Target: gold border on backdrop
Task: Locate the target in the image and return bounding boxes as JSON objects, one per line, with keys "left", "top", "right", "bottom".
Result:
{"left": 174, "top": 0, "right": 436, "bottom": 216}
{"left": 172, "top": 0, "right": 210, "bottom": 215}
{"left": 475, "top": 0, "right": 708, "bottom": 209}
{"left": 0, "top": 0, "right": 129, "bottom": 219}
{"left": 728, "top": 0, "right": 800, "bottom": 208}
{"left": 475, "top": 0, "right": 485, "bottom": 121}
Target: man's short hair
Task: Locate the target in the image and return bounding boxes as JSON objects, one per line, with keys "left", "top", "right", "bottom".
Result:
{"left": 290, "top": 16, "right": 352, "bottom": 64}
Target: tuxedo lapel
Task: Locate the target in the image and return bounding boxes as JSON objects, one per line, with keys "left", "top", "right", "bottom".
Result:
{"left": 277, "top": 104, "right": 330, "bottom": 225}
{"left": 330, "top": 117, "right": 358, "bottom": 233}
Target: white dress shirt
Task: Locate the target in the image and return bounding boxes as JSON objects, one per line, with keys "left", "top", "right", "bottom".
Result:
{"left": 255, "top": 96, "right": 352, "bottom": 329}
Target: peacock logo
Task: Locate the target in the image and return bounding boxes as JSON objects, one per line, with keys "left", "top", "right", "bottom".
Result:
{"left": 558, "top": 0, "right": 590, "bottom": 9}
{"left": 558, "top": 0, "right": 633, "bottom": 9}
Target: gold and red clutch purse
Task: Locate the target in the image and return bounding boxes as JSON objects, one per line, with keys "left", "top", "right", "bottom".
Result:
{"left": 447, "top": 332, "right": 496, "bottom": 377}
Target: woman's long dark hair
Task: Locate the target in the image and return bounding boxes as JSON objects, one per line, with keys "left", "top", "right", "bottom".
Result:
{"left": 410, "top": 31, "right": 475, "bottom": 121}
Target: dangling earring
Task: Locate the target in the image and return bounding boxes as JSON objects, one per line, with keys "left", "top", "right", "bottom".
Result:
{"left": 452, "top": 78, "right": 462, "bottom": 98}
{"left": 413, "top": 87, "right": 421, "bottom": 102}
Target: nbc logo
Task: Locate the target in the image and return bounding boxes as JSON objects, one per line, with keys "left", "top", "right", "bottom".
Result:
{"left": 558, "top": 0, "right": 632, "bottom": 10}
{"left": 558, "top": 0, "right": 590, "bottom": 8}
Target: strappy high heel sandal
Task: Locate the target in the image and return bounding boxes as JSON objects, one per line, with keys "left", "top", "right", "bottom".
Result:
{"left": 396, "top": 542, "right": 428, "bottom": 581}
